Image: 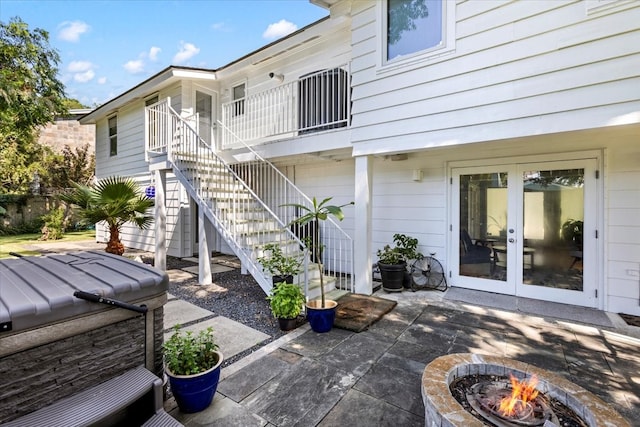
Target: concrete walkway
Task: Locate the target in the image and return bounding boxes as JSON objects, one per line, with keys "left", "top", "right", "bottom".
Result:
{"left": 18, "top": 241, "right": 640, "bottom": 426}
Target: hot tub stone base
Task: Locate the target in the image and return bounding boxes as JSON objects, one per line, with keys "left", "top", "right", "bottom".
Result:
{"left": 0, "top": 303, "right": 165, "bottom": 424}
{"left": 421, "top": 353, "right": 631, "bottom": 427}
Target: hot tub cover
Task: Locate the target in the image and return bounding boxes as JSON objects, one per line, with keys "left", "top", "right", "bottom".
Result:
{"left": 0, "top": 251, "right": 169, "bottom": 333}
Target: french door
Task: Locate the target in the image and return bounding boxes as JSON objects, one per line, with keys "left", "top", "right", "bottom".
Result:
{"left": 451, "top": 158, "right": 598, "bottom": 307}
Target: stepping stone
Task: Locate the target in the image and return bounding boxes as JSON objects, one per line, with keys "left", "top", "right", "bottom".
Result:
{"left": 164, "top": 316, "right": 269, "bottom": 360}
{"left": 164, "top": 299, "right": 214, "bottom": 330}
{"left": 182, "top": 264, "right": 234, "bottom": 275}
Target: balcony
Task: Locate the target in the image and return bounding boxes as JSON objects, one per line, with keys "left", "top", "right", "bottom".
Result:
{"left": 221, "top": 65, "right": 350, "bottom": 149}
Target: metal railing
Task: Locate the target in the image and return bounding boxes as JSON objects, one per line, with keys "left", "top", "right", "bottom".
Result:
{"left": 221, "top": 64, "right": 350, "bottom": 149}
{"left": 146, "top": 98, "right": 354, "bottom": 296}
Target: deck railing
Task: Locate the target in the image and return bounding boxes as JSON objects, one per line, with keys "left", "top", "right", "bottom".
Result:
{"left": 145, "top": 99, "right": 354, "bottom": 296}
{"left": 221, "top": 64, "right": 350, "bottom": 149}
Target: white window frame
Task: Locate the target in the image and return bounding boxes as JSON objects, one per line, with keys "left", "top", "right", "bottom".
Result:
{"left": 231, "top": 82, "right": 246, "bottom": 117}
{"left": 108, "top": 115, "right": 117, "bottom": 157}
{"left": 378, "top": 0, "right": 456, "bottom": 73}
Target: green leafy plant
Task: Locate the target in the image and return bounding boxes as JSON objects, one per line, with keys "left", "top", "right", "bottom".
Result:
{"left": 283, "top": 196, "right": 353, "bottom": 308}
{"left": 60, "top": 176, "right": 154, "bottom": 255}
{"left": 40, "top": 206, "right": 66, "bottom": 240}
{"left": 377, "top": 233, "right": 422, "bottom": 265}
{"left": 163, "top": 325, "right": 220, "bottom": 376}
{"left": 257, "top": 243, "right": 302, "bottom": 277}
{"left": 267, "top": 282, "right": 306, "bottom": 319}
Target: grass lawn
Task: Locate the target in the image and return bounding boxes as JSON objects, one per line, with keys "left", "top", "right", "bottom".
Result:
{"left": 0, "top": 230, "right": 96, "bottom": 259}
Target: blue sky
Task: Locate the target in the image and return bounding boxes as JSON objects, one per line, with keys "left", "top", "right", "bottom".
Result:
{"left": 1, "top": 0, "right": 328, "bottom": 107}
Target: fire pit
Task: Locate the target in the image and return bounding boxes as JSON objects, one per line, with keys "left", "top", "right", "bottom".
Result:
{"left": 421, "top": 353, "right": 630, "bottom": 427}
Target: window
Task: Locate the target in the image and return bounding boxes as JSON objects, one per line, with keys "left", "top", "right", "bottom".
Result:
{"left": 145, "top": 95, "right": 158, "bottom": 107}
{"left": 108, "top": 115, "right": 117, "bottom": 156}
{"left": 232, "top": 83, "right": 245, "bottom": 116}
{"left": 381, "top": 0, "right": 454, "bottom": 69}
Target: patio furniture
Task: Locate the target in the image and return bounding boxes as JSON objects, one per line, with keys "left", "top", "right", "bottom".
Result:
{"left": 460, "top": 229, "right": 494, "bottom": 267}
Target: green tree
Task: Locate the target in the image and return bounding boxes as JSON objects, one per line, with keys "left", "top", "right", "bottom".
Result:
{"left": 48, "top": 144, "right": 95, "bottom": 190}
{"left": 0, "top": 17, "right": 67, "bottom": 194}
{"left": 60, "top": 177, "right": 154, "bottom": 255}
{"left": 388, "top": 0, "right": 429, "bottom": 45}
{"left": 283, "top": 197, "right": 353, "bottom": 307}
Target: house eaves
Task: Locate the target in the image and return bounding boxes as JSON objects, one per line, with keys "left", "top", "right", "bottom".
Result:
{"left": 79, "top": 66, "right": 216, "bottom": 124}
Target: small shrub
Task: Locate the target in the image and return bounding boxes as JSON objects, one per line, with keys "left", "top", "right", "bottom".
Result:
{"left": 40, "top": 207, "right": 66, "bottom": 240}
{"left": 163, "top": 325, "right": 219, "bottom": 376}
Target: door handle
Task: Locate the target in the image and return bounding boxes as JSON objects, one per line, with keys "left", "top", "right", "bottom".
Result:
{"left": 508, "top": 238, "right": 515, "bottom": 243}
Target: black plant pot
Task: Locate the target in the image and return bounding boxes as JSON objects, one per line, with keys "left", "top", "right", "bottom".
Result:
{"left": 378, "top": 262, "right": 407, "bottom": 292}
{"left": 277, "top": 317, "right": 297, "bottom": 331}
{"left": 272, "top": 275, "right": 294, "bottom": 286}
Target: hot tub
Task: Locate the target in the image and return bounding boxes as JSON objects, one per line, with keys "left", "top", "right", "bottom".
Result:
{"left": 0, "top": 251, "right": 169, "bottom": 423}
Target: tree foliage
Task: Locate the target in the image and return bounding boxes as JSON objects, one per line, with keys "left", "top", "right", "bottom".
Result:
{"left": 388, "top": 0, "right": 429, "bottom": 45}
{"left": 48, "top": 144, "right": 95, "bottom": 190}
{"left": 0, "top": 17, "right": 68, "bottom": 194}
{"left": 60, "top": 176, "right": 154, "bottom": 255}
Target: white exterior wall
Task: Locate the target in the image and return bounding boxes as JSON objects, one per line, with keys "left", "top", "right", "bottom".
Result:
{"left": 94, "top": 83, "right": 193, "bottom": 258}
{"left": 342, "top": 1, "right": 640, "bottom": 314}
{"left": 217, "top": 18, "right": 353, "bottom": 156}
{"left": 349, "top": 0, "right": 640, "bottom": 154}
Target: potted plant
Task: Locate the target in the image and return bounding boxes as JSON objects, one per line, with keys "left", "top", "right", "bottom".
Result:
{"left": 377, "top": 233, "right": 422, "bottom": 292}
{"left": 283, "top": 196, "right": 353, "bottom": 333}
{"left": 257, "top": 243, "right": 302, "bottom": 285}
{"left": 267, "top": 282, "right": 306, "bottom": 331}
{"left": 163, "top": 325, "right": 223, "bottom": 413}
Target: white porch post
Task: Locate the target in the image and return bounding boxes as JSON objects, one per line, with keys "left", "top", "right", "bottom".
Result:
{"left": 154, "top": 169, "right": 167, "bottom": 271}
{"left": 198, "top": 207, "right": 213, "bottom": 285}
{"left": 354, "top": 155, "right": 373, "bottom": 295}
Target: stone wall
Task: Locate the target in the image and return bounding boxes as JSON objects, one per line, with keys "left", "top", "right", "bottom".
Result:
{"left": 0, "top": 316, "right": 146, "bottom": 423}
{"left": 0, "top": 196, "right": 64, "bottom": 229}
{"left": 38, "top": 118, "right": 95, "bottom": 153}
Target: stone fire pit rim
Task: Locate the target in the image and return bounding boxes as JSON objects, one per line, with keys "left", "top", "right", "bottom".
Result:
{"left": 421, "top": 352, "right": 631, "bottom": 427}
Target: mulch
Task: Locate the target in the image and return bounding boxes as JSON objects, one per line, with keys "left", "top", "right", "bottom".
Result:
{"left": 619, "top": 313, "right": 640, "bottom": 327}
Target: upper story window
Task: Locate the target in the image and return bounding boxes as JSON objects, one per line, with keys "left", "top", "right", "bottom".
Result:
{"left": 381, "top": 0, "right": 455, "bottom": 71}
{"left": 108, "top": 115, "right": 117, "bottom": 156}
{"left": 232, "top": 83, "right": 245, "bottom": 116}
{"left": 387, "top": 0, "right": 442, "bottom": 60}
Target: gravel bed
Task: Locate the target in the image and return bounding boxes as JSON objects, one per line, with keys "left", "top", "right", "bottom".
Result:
{"left": 145, "top": 255, "right": 306, "bottom": 367}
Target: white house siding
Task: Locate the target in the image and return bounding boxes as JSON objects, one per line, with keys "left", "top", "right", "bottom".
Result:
{"left": 349, "top": 0, "right": 640, "bottom": 154}
{"left": 342, "top": 1, "right": 640, "bottom": 314}
{"left": 94, "top": 83, "right": 192, "bottom": 258}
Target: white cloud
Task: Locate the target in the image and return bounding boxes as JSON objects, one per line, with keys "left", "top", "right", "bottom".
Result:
{"left": 149, "top": 46, "right": 161, "bottom": 61}
{"left": 58, "top": 21, "right": 90, "bottom": 42}
{"left": 98, "top": 77, "right": 107, "bottom": 84}
{"left": 262, "top": 19, "right": 297, "bottom": 40}
{"left": 68, "top": 60, "right": 93, "bottom": 72}
{"left": 173, "top": 42, "right": 200, "bottom": 64}
{"left": 211, "top": 22, "right": 231, "bottom": 32}
{"left": 74, "top": 69, "right": 95, "bottom": 83}
{"left": 124, "top": 59, "right": 145, "bottom": 74}
{"left": 67, "top": 61, "right": 96, "bottom": 83}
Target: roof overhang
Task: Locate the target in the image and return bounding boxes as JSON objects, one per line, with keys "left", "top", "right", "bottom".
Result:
{"left": 79, "top": 66, "right": 216, "bottom": 124}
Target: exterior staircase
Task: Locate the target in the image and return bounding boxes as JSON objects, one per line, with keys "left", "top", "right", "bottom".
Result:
{"left": 145, "top": 98, "right": 352, "bottom": 299}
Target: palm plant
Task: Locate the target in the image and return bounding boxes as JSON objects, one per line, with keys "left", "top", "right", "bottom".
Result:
{"left": 61, "top": 176, "right": 154, "bottom": 255}
{"left": 283, "top": 197, "right": 353, "bottom": 308}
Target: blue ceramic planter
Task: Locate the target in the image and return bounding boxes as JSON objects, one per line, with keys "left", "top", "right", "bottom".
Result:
{"left": 167, "top": 351, "right": 223, "bottom": 413}
{"left": 306, "top": 300, "right": 337, "bottom": 333}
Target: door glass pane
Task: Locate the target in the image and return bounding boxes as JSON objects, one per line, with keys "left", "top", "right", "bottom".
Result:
{"left": 522, "top": 169, "right": 584, "bottom": 291}
{"left": 459, "top": 173, "right": 506, "bottom": 280}
{"left": 196, "top": 91, "right": 212, "bottom": 145}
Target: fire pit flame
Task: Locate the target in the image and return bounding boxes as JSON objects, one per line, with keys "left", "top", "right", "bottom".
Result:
{"left": 499, "top": 374, "right": 539, "bottom": 418}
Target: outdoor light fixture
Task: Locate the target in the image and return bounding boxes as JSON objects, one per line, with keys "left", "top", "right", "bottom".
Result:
{"left": 269, "top": 72, "right": 284, "bottom": 82}
{"left": 412, "top": 169, "right": 423, "bottom": 182}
